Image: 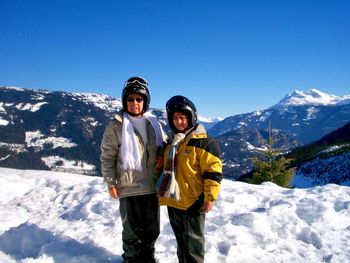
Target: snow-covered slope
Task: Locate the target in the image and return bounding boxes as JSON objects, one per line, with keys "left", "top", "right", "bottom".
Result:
{"left": 70, "top": 92, "right": 123, "bottom": 112}
{"left": 293, "top": 151, "right": 350, "bottom": 187}
{"left": 0, "top": 167, "right": 350, "bottom": 262}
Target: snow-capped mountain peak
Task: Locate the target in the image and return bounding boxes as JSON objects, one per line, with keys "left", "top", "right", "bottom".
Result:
{"left": 197, "top": 115, "right": 224, "bottom": 130}
{"left": 197, "top": 115, "right": 224, "bottom": 123}
{"left": 273, "top": 88, "right": 349, "bottom": 108}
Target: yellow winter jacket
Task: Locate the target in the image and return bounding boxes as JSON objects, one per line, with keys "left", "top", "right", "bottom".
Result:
{"left": 159, "top": 124, "right": 222, "bottom": 210}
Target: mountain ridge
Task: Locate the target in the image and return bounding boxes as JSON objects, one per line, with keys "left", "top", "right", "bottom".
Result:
{"left": 271, "top": 88, "right": 350, "bottom": 108}
{"left": 1, "top": 86, "right": 349, "bottom": 182}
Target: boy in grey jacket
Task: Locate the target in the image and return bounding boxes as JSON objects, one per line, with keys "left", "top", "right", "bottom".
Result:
{"left": 100, "top": 77, "right": 165, "bottom": 263}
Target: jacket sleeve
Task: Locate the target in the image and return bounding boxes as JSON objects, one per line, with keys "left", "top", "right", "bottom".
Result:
{"left": 100, "top": 121, "right": 119, "bottom": 188}
{"left": 199, "top": 138, "right": 223, "bottom": 203}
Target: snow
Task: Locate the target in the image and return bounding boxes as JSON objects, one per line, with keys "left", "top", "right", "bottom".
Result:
{"left": 338, "top": 98, "right": 350, "bottom": 105}
{"left": 0, "top": 155, "right": 11, "bottom": 161}
{"left": 321, "top": 145, "right": 350, "bottom": 154}
{"left": 293, "top": 151, "right": 350, "bottom": 187}
{"left": 15, "top": 102, "right": 48, "bottom": 112}
{"left": 259, "top": 111, "right": 272, "bottom": 122}
{"left": 252, "top": 110, "right": 263, "bottom": 116}
{"left": 0, "top": 103, "right": 6, "bottom": 112}
{"left": 0, "top": 168, "right": 350, "bottom": 262}
{"left": 81, "top": 116, "right": 101, "bottom": 127}
{"left": 0, "top": 142, "right": 26, "bottom": 153}
{"left": 198, "top": 115, "right": 223, "bottom": 130}
{"left": 41, "top": 156, "right": 96, "bottom": 173}
{"left": 198, "top": 115, "right": 224, "bottom": 123}
{"left": 25, "top": 131, "right": 77, "bottom": 150}
{"left": 273, "top": 89, "right": 350, "bottom": 108}
{"left": 246, "top": 141, "right": 268, "bottom": 152}
{"left": 71, "top": 92, "right": 122, "bottom": 112}
{"left": 0, "top": 118, "right": 9, "bottom": 126}
{"left": 238, "top": 121, "right": 247, "bottom": 127}
{"left": 2, "top": 87, "right": 26, "bottom": 92}
{"left": 303, "top": 107, "right": 319, "bottom": 121}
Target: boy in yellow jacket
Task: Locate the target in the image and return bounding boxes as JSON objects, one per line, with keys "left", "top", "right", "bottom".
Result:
{"left": 157, "top": 95, "right": 222, "bottom": 263}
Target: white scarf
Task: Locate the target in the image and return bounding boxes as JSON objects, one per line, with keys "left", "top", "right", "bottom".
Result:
{"left": 121, "top": 112, "right": 165, "bottom": 171}
{"left": 156, "top": 132, "right": 185, "bottom": 200}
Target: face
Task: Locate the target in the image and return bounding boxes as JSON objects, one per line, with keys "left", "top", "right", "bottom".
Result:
{"left": 126, "top": 93, "right": 144, "bottom": 117}
{"left": 173, "top": 111, "right": 189, "bottom": 132}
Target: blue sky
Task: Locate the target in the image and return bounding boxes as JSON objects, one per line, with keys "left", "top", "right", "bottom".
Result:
{"left": 1, "top": 0, "right": 349, "bottom": 119}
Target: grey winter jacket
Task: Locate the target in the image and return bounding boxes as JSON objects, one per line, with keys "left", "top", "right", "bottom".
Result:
{"left": 100, "top": 111, "right": 163, "bottom": 198}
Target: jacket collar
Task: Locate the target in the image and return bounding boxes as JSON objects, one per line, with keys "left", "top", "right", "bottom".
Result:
{"left": 171, "top": 124, "right": 207, "bottom": 140}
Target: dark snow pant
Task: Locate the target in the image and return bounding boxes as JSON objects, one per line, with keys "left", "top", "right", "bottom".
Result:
{"left": 119, "top": 194, "right": 160, "bottom": 263}
{"left": 167, "top": 195, "right": 206, "bottom": 263}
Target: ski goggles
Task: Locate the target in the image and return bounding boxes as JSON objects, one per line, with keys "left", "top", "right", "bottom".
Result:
{"left": 124, "top": 77, "right": 148, "bottom": 89}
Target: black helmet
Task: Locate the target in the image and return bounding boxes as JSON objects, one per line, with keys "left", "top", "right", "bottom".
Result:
{"left": 122, "top": 76, "right": 150, "bottom": 112}
{"left": 166, "top": 95, "right": 198, "bottom": 132}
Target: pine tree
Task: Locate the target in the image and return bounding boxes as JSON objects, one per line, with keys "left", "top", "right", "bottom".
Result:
{"left": 249, "top": 123, "right": 295, "bottom": 188}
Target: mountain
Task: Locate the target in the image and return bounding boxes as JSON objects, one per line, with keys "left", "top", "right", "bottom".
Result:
{"left": 0, "top": 86, "right": 218, "bottom": 175}
{"left": 272, "top": 88, "right": 350, "bottom": 107}
{"left": 289, "top": 121, "right": 350, "bottom": 163}
{"left": 0, "top": 86, "right": 167, "bottom": 175}
{"left": 216, "top": 127, "right": 301, "bottom": 180}
{"left": 197, "top": 115, "right": 223, "bottom": 129}
{"left": 208, "top": 89, "right": 350, "bottom": 179}
{"left": 1, "top": 86, "right": 349, "bottom": 183}
{"left": 208, "top": 89, "right": 350, "bottom": 144}
{"left": 288, "top": 121, "right": 350, "bottom": 187}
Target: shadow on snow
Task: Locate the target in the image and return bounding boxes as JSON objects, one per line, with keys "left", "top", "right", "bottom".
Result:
{"left": 0, "top": 222, "right": 122, "bottom": 263}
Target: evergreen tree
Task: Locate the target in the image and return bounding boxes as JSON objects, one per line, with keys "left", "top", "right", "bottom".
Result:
{"left": 249, "top": 123, "right": 295, "bottom": 187}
